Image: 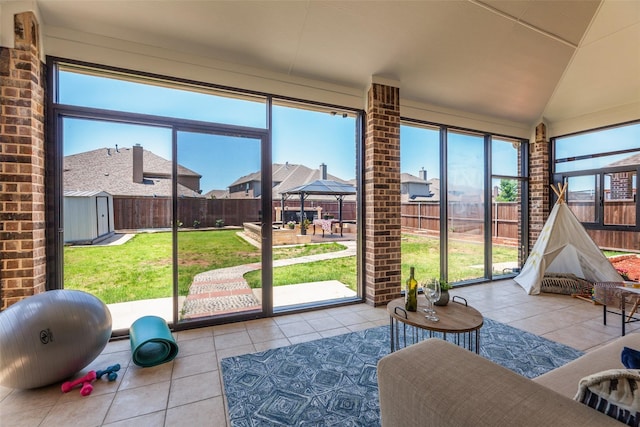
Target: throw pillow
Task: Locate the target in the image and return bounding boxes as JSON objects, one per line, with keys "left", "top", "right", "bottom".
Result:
{"left": 622, "top": 347, "right": 640, "bottom": 369}
{"left": 575, "top": 369, "right": 640, "bottom": 426}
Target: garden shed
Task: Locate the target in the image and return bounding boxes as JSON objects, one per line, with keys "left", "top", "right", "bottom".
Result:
{"left": 63, "top": 190, "right": 115, "bottom": 244}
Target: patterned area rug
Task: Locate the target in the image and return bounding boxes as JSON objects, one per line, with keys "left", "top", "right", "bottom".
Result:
{"left": 221, "top": 318, "right": 584, "bottom": 426}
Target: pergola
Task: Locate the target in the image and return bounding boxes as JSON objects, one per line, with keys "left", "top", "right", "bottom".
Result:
{"left": 280, "top": 180, "right": 356, "bottom": 236}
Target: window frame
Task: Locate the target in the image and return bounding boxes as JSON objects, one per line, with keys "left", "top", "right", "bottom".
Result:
{"left": 552, "top": 121, "right": 640, "bottom": 232}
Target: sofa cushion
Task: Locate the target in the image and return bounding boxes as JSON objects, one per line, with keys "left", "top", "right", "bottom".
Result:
{"left": 534, "top": 333, "right": 640, "bottom": 399}
{"left": 575, "top": 369, "right": 640, "bottom": 426}
{"left": 378, "top": 339, "right": 620, "bottom": 426}
{"left": 622, "top": 347, "right": 640, "bottom": 369}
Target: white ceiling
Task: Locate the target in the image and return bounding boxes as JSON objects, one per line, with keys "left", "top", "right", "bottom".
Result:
{"left": 29, "top": 0, "right": 640, "bottom": 128}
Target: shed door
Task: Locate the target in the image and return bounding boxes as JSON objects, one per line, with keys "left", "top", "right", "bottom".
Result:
{"left": 96, "top": 196, "right": 110, "bottom": 236}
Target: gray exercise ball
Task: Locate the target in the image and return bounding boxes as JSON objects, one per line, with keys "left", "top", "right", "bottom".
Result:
{"left": 0, "top": 289, "right": 112, "bottom": 389}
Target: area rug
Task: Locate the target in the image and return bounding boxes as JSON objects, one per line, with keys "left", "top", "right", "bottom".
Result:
{"left": 221, "top": 318, "right": 583, "bottom": 426}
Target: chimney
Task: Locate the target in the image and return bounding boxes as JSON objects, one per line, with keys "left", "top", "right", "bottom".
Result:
{"left": 419, "top": 168, "right": 427, "bottom": 181}
{"left": 320, "top": 163, "right": 327, "bottom": 180}
{"left": 133, "top": 144, "right": 143, "bottom": 183}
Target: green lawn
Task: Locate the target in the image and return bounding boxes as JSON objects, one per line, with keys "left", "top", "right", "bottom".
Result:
{"left": 65, "top": 230, "right": 524, "bottom": 303}
{"left": 400, "top": 233, "right": 518, "bottom": 282}
{"left": 244, "top": 257, "right": 357, "bottom": 290}
{"left": 64, "top": 230, "right": 347, "bottom": 303}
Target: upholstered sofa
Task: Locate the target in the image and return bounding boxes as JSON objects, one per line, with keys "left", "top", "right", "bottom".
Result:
{"left": 377, "top": 333, "right": 640, "bottom": 426}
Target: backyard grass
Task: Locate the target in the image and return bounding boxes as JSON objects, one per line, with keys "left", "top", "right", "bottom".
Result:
{"left": 400, "top": 233, "right": 518, "bottom": 283}
{"left": 71, "top": 229, "right": 623, "bottom": 304}
{"left": 244, "top": 257, "right": 357, "bottom": 290}
{"left": 250, "top": 234, "right": 519, "bottom": 291}
{"left": 64, "top": 230, "right": 346, "bottom": 303}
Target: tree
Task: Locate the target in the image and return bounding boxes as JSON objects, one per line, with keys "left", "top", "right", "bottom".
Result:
{"left": 496, "top": 179, "right": 517, "bottom": 202}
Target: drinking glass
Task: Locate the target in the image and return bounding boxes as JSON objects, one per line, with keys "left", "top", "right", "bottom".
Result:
{"left": 425, "top": 279, "right": 440, "bottom": 322}
{"left": 422, "top": 280, "right": 435, "bottom": 315}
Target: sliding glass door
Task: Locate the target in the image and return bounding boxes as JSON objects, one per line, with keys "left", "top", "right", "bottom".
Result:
{"left": 51, "top": 59, "right": 363, "bottom": 333}
{"left": 176, "top": 130, "right": 267, "bottom": 325}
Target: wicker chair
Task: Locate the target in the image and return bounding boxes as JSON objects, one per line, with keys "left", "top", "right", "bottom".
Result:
{"left": 593, "top": 282, "right": 640, "bottom": 336}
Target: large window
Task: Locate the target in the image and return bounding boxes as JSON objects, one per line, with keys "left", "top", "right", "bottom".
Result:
{"left": 491, "top": 137, "right": 525, "bottom": 277}
{"left": 50, "top": 59, "right": 362, "bottom": 332}
{"left": 553, "top": 122, "right": 639, "bottom": 240}
{"left": 400, "top": 121, "right": 527, "bottom": 287}
{"left": 447, "top": 130, "right": 485, "bottom": 283}
{"left": 58, "top": 67, "right": 267, "bottom": 127}
{"left": 400, "top": 123, "right": 441, "bottom": 285}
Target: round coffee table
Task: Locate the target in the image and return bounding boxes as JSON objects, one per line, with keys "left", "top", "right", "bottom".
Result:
{"left": 387, "top": 296, "right": 483, "bottom": 353}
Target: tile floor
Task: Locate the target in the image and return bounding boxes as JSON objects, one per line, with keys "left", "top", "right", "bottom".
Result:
{"left": 1, "top": 279, "right": 636, "bottom": 426}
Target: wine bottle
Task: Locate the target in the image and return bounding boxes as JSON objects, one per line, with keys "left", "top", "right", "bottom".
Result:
{"left": 405, "top": 266, "right": 418, "bottom": 312}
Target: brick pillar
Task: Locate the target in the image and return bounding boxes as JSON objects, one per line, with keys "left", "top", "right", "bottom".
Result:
{"left": 528, "top": 122, "right": 550, "bottom": 248}
{"left": 364, "top": 80, "right": 401, "bottom": 306}
{"left": 0, "top": 11, "right": 46, "bottom": 309}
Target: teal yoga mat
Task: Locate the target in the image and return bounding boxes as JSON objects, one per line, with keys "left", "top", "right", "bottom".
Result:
{"left": 129, "top": 316, "right": 178, "bottom": 367}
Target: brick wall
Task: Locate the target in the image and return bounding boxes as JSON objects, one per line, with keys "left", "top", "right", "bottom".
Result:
{"left": 528, "top": 122, "right": 550, "bottom": 247}
{"left": 0, "top": 12, "right": 47, "bottom": 309}
{"left": 364, "top": 82, "right": 402, "bottom": 306}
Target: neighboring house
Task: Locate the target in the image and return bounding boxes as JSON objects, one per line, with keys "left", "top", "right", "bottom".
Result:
{"left": 227, "top": 162, "right": 355, "bottom": 201}
{"left": 203, "top": 189, "right": 229, "bottom": 199}
{"left": 401, "top": 168, "right": 434, "bottom": 202}
{"left": 604, "top": 152, "right": 640, "bottom": 200}
{"left": 64, "top": 144, "right": 203, "bottom": 198}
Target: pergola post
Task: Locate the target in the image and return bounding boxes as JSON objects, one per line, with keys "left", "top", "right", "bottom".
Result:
{"left": 299, "top": 194, "right": 306, "bottom": 235}
{"left": 337, "top": 196, "right": 344, "bottom": 237}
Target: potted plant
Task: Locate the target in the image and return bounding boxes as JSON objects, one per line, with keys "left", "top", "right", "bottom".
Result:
{"left": 215, "top": 219, "right": 224, "bottom": 228}
{"left": 434, "top": 279, "right": 452, "bottom": 306}
{"left": 287, "top": 221, "right": 296, "bottom": 229}
{"left": 193, "top": 220, "right": 200, "bottom": 229}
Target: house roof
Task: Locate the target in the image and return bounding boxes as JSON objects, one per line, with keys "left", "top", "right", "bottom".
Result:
{"left": 229, "top": 163, "right": 355, "bottom": 201}
{"left": 63, "top": 146, "right": 203, "bottom": 198}
{"left": 203, "top": 189, "right": 229, "bottom": 200}
{"left": 401, "top": 173, "right": 429, "bottom": 185}
{"left": 606, "top": 152, "right": 640, "bottom": 168}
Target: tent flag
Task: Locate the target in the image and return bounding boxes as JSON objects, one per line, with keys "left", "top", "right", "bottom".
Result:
{"left": 514, "top": 184, "right": 622, "bottom": 295}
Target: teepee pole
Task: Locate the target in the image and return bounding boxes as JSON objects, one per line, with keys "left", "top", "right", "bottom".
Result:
{"left": 550, "top": 182, "right": 567, "bottom": 204}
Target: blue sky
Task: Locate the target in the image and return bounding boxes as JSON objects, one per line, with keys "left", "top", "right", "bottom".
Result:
{"left": 555, "top": 123, "right": 640, "bottom": 173}
{"left": 60, "top": 70, "right": 638, "bottom": 193}
{"left": 61, "top": 71, "right": 357, "bottom": 192}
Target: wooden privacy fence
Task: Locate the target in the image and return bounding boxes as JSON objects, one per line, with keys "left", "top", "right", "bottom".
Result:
{"left": 401, "top": 201, "right": 520, "bottom": 241}
{"left": 113, "top": 197, "right": 357, "bottom": 230}
{"left": 113, "top": 197, "right": 263, "bottom": 230}
{"left": 113, "top": 197, "right": 637, "bottom": 251}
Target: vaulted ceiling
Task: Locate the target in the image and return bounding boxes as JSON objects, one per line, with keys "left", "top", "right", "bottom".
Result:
{"left": 31, "top": 0, "right": 640, "bottom": 128}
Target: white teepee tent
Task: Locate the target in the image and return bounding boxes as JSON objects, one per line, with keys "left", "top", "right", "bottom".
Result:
{"left": 514, "top": 183, "right": 622, "bottom": 295}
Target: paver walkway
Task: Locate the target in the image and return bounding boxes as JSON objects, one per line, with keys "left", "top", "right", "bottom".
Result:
{"left": 181, "top": 241, "right": 357, "bottom": 319}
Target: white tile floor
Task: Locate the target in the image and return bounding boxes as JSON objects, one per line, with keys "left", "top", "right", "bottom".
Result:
{"left": 0, "top": 279, "right": 635, "bottom": 426}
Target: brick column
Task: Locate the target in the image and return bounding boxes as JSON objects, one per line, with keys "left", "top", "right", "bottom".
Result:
{"left": 528, "top": 122, "right": 550, "bottom": 248}
{"left": 0, "top": 11, "right": 46, "bottom": 309}
{"left": 364, "top": 80, "right": 401, "bottom": 306}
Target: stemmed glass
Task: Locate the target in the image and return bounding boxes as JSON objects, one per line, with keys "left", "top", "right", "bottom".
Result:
{"left": 422, "top": 280, "right": 434, "bottom": 316}
{"left": 423, "top": 279, "right": 440, "bottom": 322}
